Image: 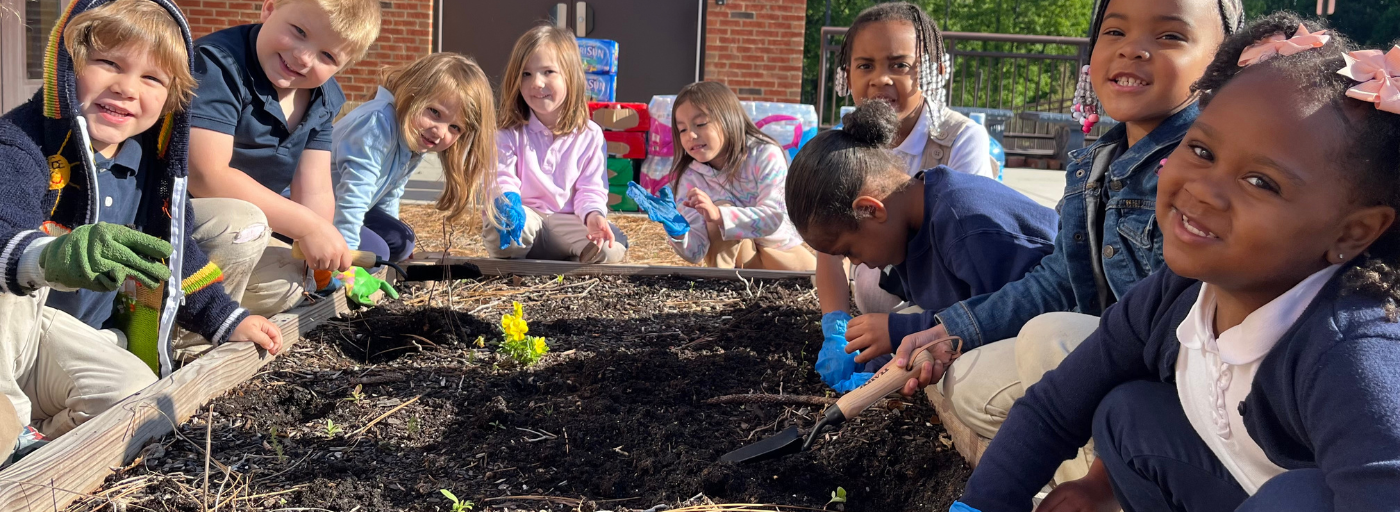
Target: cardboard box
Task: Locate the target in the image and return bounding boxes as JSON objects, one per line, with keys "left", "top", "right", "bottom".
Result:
{"left": 589, "top": 102, "right": 650, "bottom": 132}
{"left": 608, "top": 184, "right": 639, "bottom": 212}
{"left": 585, "top": 73, "right": 616, "bottom": 103}
{"left": 578, "top": 38, "right": 619, "bottom": 75}
{"left": 603, "top": 131, "right": 646, "bottom": 159}
{"left": 606, "top": 157, "right": 635, "bottom": 185}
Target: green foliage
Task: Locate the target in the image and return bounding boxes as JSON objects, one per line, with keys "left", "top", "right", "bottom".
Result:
{"left": 324, "top": 419, "right": 343, "bottom": 438}
{"left": 826, "top": 486, "right": 848, "bottom": 508}
{"left": 345, "top": 384, "right": 365, "bottom": 402}
{"left": 440, "top": 489, "right": 475, "bottom": 511}
{"left": 269, "top": 427, "right": 286, "bottom": 463}
{"left": 501, "top": 335, "right": 550, "bottom": 366}
{"left": 1243, "top": 0, "right": 1400, "bottom": 48}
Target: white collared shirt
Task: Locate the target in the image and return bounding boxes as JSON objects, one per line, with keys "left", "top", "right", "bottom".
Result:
{"left": 1175, "top": 264, "right": 1341, "bottom": 494}
{"left": 890, "top": 106, "right": 994, "bottom": 179}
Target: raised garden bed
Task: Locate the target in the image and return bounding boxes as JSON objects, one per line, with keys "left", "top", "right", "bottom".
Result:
{"left": 89, "top": 275, "right": 969, "bottom": 511}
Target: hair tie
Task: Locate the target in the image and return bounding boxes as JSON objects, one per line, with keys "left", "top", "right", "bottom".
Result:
{"left": 1337, "top": 46, "right": 1400, "bottom": 115}
{"left": 1237, "top": 24, "right": 1329, "bottom": 67}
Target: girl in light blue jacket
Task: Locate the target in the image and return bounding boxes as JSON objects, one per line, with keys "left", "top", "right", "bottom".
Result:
{"left": 332, "top": 53, "right": 497, "bottom": 262}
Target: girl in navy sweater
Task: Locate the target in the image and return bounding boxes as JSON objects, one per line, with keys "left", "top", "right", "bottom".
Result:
{"left": 786, "top": 101, "right": 1057, "bottom": 392}
{"left": 953, "top": 13, "right": 1400, "bottom": 512}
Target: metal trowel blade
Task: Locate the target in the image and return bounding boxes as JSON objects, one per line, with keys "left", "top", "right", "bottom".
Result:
{"left": 719, "top": 426, "right": 804, "bottom": 464}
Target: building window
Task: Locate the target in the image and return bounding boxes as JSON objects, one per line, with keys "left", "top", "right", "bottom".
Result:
{"left": 26, "top": 0, "right": 65, "bottom": 80}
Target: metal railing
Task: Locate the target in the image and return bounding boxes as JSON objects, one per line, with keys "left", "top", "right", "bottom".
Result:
{"left": 816, "top": 26, "right": 1091, "bottom": 125}
{"left": 816, "top": 27, "right": 1108, "bottom": 163}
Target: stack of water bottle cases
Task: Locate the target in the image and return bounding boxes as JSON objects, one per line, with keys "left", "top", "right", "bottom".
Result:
{"left": 578, "top": 38, "right": 821, "bottom": 212}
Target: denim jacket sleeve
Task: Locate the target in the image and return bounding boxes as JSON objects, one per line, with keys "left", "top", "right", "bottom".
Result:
{"left": 332, "top": 109, "right": 396, "bottom": 251}
{"left": 935, "top": 217, "right": 1079, "bottom": 349}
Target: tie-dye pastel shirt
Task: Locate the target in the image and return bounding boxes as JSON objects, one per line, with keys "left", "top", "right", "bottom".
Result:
{"left": 668, "top": 141, "right": 803, "bottom": 263}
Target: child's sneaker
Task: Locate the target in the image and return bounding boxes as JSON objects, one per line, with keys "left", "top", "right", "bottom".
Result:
{"left": 2, "top": 426, "right": 48, "bottom": 469}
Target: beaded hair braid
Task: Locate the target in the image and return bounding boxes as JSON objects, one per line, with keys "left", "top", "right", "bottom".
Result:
{"left": 835, "top": 2, "right": 949, "bottom": 136}
{"left": 1070, "top": 0, "right": 1246, "bottom": 133}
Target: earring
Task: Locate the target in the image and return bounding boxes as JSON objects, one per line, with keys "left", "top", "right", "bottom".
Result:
{"left": 1339, "top": 253, "right": 1345, "bottom": 261}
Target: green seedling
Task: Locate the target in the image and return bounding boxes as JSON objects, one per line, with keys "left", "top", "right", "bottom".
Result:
{"left": 489, "top": 420, "right": 506, "bottom": 430}
{"left": 324, "top": 419, "right": 343, "bottom": 438}
{"left": 555, "top": 274, "right": 565, "bottom": 284}
{"left": 440, "top": 489, "right": 474, "bottom": 511}
{"left": 269, "top": 426, "right": 286, "bottom": 463}
{"left": 345, "top": 384, "right": 365, "bottom": 402}
{"left": 826, "top": 486, "right": 847, "bottom": 508}
{"left": 407, "top": 415, "right": 420, "bottom": 436}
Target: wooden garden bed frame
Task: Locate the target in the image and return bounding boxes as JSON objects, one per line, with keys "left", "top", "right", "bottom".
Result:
{"left": 0, "top": 259, "right": 811, "bottom": 509}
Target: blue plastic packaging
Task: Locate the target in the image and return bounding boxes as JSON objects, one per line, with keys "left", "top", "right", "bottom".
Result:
{"left": 585, "top": 73, "right": 616, "bottom": 102}
{"left": 578, "top": 38, "right": 619, "bottom": 74}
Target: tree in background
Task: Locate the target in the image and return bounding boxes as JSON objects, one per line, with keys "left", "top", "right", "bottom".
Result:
{"left": 803, "top": 0, "right": 1399, "bottom": 109}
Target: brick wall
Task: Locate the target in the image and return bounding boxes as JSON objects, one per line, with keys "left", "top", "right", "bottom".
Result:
{"left": 173, "top": 0, "right": 434, "bottom": 109}
{"left": 704, "top": 0, "right": 806, "bottom": 103}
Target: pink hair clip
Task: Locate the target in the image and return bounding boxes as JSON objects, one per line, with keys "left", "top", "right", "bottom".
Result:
{"left": 1238, "top": 24, "right": 1330, "bottom": 67}
{"left": 1337, "top": 46, "right": 1400, "bottom": 115}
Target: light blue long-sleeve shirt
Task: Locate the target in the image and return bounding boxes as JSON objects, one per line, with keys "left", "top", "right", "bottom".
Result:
{"left": 331, "top": 87, "right": 423, "bottom": 250}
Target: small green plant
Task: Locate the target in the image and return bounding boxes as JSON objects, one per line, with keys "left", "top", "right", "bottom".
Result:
{"left": 488, "top": 420, "right": 506, "bottom": 430}
{"left": 324, "top": 419, "right": 343, "bottom": 438}
{"left": 345, "top": 384, "right": 365, "bottom": 402}
{"left": 440, "top": 489, "right": 474, "bottom": 511}
{"left": 269, "top": 427, "right": 286, "bottom": 463}
{"left": 498, "top": 302, "right": 550, "bottom": 366}
{"left": 826, "top": 486, "right": 847, "bottom": 508}
{"left": 555, "top": 274, "right": 565, "bottom": 284}
{"left": 406, "top": 415, "right": 420, "bottom": 435}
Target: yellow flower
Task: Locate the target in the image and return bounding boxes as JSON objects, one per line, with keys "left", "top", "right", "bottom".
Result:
{"left": 500, "top": 301, "right": 529, "bottom": 342}
{"left": 513, "top": 301, "right": 524, "bottom": 319}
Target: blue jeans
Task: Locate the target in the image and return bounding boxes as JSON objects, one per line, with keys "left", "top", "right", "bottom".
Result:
{"left": 357, "top": 208, "right": 416, "bottom": 263}
{"left": 1093, "top": 381, "right": 1334, "bottom": 512}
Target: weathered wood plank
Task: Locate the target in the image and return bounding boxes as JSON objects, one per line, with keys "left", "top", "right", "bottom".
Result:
{"left": 409, "top": 253, "right": 815, "bottom": 281}
{"left": 0, "top": 293, "right": 351, "bottom": 509}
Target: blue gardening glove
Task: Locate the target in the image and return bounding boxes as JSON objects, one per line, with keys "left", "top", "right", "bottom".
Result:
{"left": 494, "top": 192, "right": 526, "bottom": 249}
{"left": 626, "top": 182, "right": 689, "bottom": 238}
{"left": 817, "top": 311, "right": 867, "bottom": 390}
{"left": 949, "top": 501, "right": 982, "bottom": 512}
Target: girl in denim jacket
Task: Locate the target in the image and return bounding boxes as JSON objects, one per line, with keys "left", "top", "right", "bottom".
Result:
{"left": 332, "top": 53, "right": 496, "bottom": 263}
{"left": 884, "top": 0, "right": 1248, "bottom": 487}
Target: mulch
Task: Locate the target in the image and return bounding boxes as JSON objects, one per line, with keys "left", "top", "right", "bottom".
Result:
{"left": 88, "top": 275, "right": 970, "bottom": 511}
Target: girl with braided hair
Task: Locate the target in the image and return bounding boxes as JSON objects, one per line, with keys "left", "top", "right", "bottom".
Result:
{"left": 953, "top": 12, "right": 1400, "bottom": 512}
{"left": 812, "top": 1, "right": 998, "bottom": 388}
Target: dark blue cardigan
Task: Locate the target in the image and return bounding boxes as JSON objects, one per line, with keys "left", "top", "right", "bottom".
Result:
{"left": 961, "top": 266, "right": 1400, "bottom": 511}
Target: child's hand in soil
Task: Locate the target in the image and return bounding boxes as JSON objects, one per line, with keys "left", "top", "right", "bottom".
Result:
{"left": 1035, "top": 460, "right": 1119, "bottom": 512}
{"left": 230, "top": 315, "right": 283, "bottom": 355}
{"left": 585, "top": 211, "right": 618, "bottom": 248}
{"left": 844, "top": 313, "right": 891, "bottom": 363}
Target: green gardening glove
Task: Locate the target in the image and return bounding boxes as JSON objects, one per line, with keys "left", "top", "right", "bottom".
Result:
{"left": 41, "top": 222, "right": 172, "bottom": 292}
{"left": 345, "top": 267, "right": 398, "bottom": 306}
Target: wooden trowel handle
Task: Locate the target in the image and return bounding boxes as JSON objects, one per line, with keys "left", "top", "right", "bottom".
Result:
{"left": 833, "top": 348, "right": 938, "bottom": 420}
{"left": 290, "top": 241, "right": 378, "bottom": 268}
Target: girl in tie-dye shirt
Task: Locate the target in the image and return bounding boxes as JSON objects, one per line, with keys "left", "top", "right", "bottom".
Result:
{"left": 660, "top": 82, "right": 815, "bottom": 270}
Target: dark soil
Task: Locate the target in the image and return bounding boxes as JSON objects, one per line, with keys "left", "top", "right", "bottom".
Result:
{"left": 100, "top": 276, "right": 969, "bottom": 511}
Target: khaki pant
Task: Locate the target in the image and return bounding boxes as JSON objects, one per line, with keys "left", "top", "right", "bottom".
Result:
{"left": 0, "top": 393, "right": 21, "bottom": 463}
{"left": 176, "top": 198, "right": 273, "bottom": 360}
{"left": 0, "top": 291, "right": 157, "bottom": 439}
{"left": 853, "top": 263, "right": 903, "bottom": 314}
{"left": 703, "top": 215, "right": 815, "bottom": 271}
{"left": 927, "top": 311, "right": 1101, "bottom": 484}
{"left": 483, "top": 207, "right": 627, "bottom": 264}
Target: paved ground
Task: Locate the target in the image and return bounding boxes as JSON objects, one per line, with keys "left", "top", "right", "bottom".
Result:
{"left": 402, "top": 154, "right": 1068, "bottom": 208}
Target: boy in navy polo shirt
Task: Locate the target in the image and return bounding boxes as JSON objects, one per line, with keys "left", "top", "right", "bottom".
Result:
{"left": 0, "top": 0, "right": 283, "bottom": 456}
{"left": 187, "top": 0, "right": 381, "bottom": 318}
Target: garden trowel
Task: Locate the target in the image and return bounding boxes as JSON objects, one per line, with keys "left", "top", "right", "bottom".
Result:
{"left": 290, "top": 242, "right": 481, "bottom": 282}
{"left": 719, "top": 347, "right": 940, "bottom": 464}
